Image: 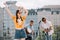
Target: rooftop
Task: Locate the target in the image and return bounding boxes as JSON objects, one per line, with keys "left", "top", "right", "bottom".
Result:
{"left": 43, "top": 5, "right": 60, "bottom": 8}
{"left": 6, "top": 1, "right": 17, "bottom": 5}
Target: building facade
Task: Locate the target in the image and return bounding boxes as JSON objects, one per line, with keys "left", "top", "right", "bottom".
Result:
{"left": 37, "top": 8, "right": 60, "bottom": 27}
{"left": 0, "top": 7, "right": 4, "bottom": 39}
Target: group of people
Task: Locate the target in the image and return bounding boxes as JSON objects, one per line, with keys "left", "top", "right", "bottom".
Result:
{"left": 4, "top": 2, "right": 54, "bottom": 40}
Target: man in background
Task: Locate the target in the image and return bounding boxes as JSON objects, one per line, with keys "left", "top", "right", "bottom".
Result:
{"left": 25, "top": 20, "right": 34, "bottom": 40}
{"left": 40, "top": 17, "right": 54, "bottom": 40}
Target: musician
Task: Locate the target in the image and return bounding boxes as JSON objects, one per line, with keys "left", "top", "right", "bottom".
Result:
{"left": 40, "top": 17, "right": 54, "bottom": 40}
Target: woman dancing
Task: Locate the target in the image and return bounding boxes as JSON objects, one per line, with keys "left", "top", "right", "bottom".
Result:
{"left": 4, "top": 2, "right": 28, "bottom": 40}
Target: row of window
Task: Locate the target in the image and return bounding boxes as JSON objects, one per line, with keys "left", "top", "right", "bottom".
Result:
{"left": 37, "top": 8, "right": 51, "bottom": 11}
{"left": 28, "top": 13, "right": 37, "bottom": 15}
{"left": 51, "top": 11, "right": 60, "bottom": 15}
{"left": 28, "top": 12, "right": 60, "bottom": 15}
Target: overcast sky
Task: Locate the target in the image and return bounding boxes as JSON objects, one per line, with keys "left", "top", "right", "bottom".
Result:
{"left": 0, "top": 0, "right": 60, "bottom": 9}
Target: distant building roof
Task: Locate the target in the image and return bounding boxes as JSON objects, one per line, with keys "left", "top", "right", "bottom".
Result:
{"left": 41, "top": 5, "right": 60, "bottom": 11}
{"left": 28, "top": 9, "right": 36, "bottom": 13}
{"left": 43, "top": 5, "right": 60, "bottom": 8}
{"left": 6, "top": 1, "right": 17, "bottom": 5}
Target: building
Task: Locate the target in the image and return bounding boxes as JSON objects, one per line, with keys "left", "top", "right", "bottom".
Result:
{"left": 3, "top": 1, "right": 60, "bottom": 40}
{"left": 37, "top": 5, "right": 60, "bottom": 27}
{"left": 26, "top": 9, "right": 38, "bottom": 31}
{"left": 3, "top": 1, "right": 18, "bottom": 39}
{"left": 0, "top": 7, "right": 4, "bottom": 40}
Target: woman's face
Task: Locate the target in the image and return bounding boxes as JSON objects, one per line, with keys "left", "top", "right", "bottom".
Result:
{"left": 17, "top": 10, "right": 22, "bottom": 17}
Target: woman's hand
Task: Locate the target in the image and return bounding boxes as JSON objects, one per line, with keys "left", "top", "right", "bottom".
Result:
{"left": 18, "top": 6, "right": 28, "bottom": 14}
{"left": 4, "top": 2, "right": 6, "bottom": 5}
{"left": 3, "top": 2, "right": 8, "bottom": 7}
{"left": 23, "top": 7, "right": 28, "bottom": 14}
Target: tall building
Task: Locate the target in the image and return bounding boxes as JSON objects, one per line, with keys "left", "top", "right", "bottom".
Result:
{"left": 0, "top": 7, "right": 4, "bottom": 38}
{"left": 4, "top": 1, "right": 18, "bottom": 39}
{"left": 37, "top": 5, "right": 60, "bottom": 27}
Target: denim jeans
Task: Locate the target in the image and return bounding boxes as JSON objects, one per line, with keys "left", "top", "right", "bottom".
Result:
{"left": 15, "top": 29, "right": 27, "bottom": 39}
{"left": 44, "top": 33, "right": 52, "bottom": 40}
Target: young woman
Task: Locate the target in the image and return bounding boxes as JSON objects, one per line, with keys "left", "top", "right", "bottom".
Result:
{"left": 4, "top": 2, "right": 28, "bottom": 40}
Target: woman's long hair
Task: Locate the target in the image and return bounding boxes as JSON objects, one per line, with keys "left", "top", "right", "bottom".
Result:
{"left": 16, "top": 10, "right": 23, "bottom": 23}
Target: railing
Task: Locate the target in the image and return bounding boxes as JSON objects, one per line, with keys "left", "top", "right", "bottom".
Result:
{"left": 1, "top": 31, "right": 60, "bottom": 40}
{"left": 34, "top": 31, "right": 60, "bottom": 40}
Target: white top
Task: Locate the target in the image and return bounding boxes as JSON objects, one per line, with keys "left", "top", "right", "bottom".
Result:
{"left": 40, "top": 20, "right": 54, "bottom": 35}
{"left": 17, "top": 19, "right": 22, "bottom": 25}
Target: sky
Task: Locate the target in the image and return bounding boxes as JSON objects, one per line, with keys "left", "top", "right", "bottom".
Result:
{"left": 0, "top": 0, "right": 60, "bottom": 9}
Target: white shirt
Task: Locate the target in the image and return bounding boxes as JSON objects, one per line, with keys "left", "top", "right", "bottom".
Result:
{"left": 40, "top": 20, "right": 54, "bottom": 35}
{"left": 17, "top": 19, "right": 22, "bottom": 25}
{"left": 25, "top": 24, "right": 34, "bottom": 33}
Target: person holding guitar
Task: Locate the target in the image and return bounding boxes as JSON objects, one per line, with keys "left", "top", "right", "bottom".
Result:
{"left": 40, "top": 17, "right": 54, "bottom": 40}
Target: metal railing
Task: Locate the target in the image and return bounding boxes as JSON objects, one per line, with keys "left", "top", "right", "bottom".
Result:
{"left": 1, "top": 30, "right": 60, "bottom": 40}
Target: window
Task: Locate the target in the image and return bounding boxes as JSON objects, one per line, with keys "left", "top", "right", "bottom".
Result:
{"left": 33, "top": 13, "right": 35, "bottom": 15}
{"left": 51, "top": 11, "right": 53, "bottom": 15}
{"left": 36, "top": 12, "right": 37, "bottom": 15}
{"left": 56, "top": 11, "right": 59, "bottom": 14}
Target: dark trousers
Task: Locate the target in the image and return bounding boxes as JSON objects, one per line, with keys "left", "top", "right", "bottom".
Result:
{"left": 26, "top": 35, "right": 32, "bottom": 40}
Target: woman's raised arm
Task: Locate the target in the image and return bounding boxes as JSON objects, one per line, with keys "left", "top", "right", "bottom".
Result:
{"left": 4, "top": 2, "right": 13, "bottom": 17}
{"left": 18, "top": 7, "right": 28, "bottom": 17}
{"left": 23, "top": 7, "right": 28, "bottom": 17}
